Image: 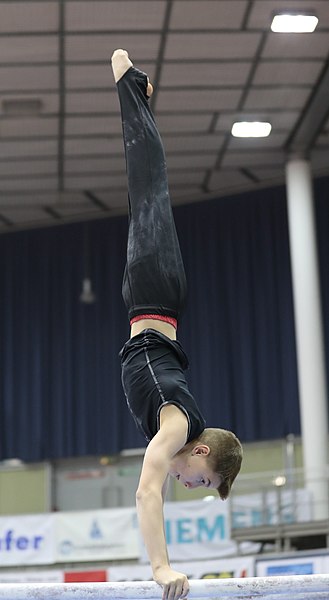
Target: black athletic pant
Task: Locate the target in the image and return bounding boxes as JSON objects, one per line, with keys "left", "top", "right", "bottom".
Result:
{"left": 116, "top": 67, "right": 187, "bottom": 324}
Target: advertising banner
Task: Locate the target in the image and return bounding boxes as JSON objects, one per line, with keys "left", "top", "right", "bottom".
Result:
{"left": 0, "top": 514, "right": 55, "bottom": 566}
{"left": 109, "top": 556, "right": 254, "bottom": 581}
{"left": 232, "top": 488, "right": 312, "bottom": 528}
{"left": 140, "top": 499, "right": 236, "bottom": 562}
{"left": 0, "top": 570, "right": 63, "bottom": 583}
{"left": 64, "top": 570, "right": 107, "bottom": 582}
{"left": 55, "top": 507, "right": 139, "bottom": 562}
{"left": 256, "top": 555, "right": 327, "bottom": 577}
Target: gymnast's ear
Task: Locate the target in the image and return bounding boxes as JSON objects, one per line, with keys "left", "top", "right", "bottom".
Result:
{"left": 191, "top": 444, "right": 210, "bottom": 456}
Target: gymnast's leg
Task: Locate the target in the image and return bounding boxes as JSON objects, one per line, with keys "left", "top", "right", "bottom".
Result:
{"left": 111, "top": 49, "right": 187, "bottom": 325}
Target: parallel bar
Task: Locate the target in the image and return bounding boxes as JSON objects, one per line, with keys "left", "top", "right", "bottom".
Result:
{"left": 0, "top": 575, "right": 329, "bottom": 599}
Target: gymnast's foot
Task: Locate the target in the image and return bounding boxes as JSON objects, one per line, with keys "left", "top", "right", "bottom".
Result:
{"left": 111, "top": 49, "right": 153, "bottom": 97}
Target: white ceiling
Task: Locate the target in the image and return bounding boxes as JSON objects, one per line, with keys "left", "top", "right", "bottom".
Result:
{"left": 0, "top": 0, "right": 329, "bottom": 231}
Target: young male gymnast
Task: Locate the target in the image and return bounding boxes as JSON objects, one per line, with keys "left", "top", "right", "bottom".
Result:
{"left": 111, "top": 49, "right": 243, "bottom": 600}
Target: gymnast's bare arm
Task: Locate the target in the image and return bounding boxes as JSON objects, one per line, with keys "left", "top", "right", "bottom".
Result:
{"left": 136, "top": 405, "right": 189, "bottom": 600}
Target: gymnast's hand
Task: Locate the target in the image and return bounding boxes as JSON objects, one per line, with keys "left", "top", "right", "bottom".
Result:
{"left": 154, "top": 566, "right": 189, "bottom": 600}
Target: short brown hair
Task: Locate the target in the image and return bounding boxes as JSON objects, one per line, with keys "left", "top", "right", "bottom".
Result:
{"left": 198, "top": 428, "right": 243, "bottom": 500}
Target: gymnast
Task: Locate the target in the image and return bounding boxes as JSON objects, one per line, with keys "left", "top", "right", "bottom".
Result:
{"left": 111, "top": 49, "right": 243, "bottom": 600}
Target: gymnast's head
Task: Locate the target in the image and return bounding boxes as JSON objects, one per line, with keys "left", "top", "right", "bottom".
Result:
{"left": 171, "top": 428, "right": 243, "bottom": 499}
{"left": 201, "top": 428, "right": 243, "bottom": 499}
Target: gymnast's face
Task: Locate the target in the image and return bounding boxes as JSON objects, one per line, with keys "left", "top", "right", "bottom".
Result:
{"left": 170, "top": 445, "right": 220, "bottom": 490}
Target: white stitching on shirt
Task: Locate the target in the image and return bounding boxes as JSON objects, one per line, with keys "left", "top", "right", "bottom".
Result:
{"left": 143, "top": 334, "right": 191, "bottom": 438}
{"left": 144, "top": 347, "right": 166, "bottom": 402}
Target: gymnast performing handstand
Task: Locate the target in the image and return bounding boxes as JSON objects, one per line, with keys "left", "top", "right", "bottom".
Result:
{"left": 111, "top": 49, "right": 243, "bottom": 600}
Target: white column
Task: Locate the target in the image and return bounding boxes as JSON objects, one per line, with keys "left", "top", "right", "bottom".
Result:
{"left": 285, "top": 157, "right": 329, "bottom": 519}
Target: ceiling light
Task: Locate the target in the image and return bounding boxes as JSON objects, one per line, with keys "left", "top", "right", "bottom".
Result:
{"left": 231, "top": 122, "right": 272, "bottom": 138}
{"left": 80, "top": 278, "right": 96, "bottom": 304}
{"left": 271, "top": 14, "right": 318, "bottom": 33}
{"left": 273, "top": 475, "right": 286, "bottom": 487}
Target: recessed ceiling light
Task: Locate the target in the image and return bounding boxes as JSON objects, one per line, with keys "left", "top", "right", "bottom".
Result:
{"left": 231, "top": 122, "right": 272, "bottom": 138}
{"left": 271, "top": 14, "right": 318, "bottom": 33}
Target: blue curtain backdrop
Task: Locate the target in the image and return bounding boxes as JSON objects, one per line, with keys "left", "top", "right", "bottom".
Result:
{"left": 0, "top": 176, "right": 328, "bottom": 462}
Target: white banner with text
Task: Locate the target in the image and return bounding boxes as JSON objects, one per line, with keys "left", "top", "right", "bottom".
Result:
{"left": 0, "top": 570, "right": 63, "bottom": 583}
{"left": 256, "top": 555, "right": 327, "bottom": 577}
{"left": 0, "top": 514, "right": 55, "bottom": 566}
{"left": 55, "top": 507, "right": 139, "bottom": 562}
{"left": 140, "top": 499, "right": 236, "bottom": 562}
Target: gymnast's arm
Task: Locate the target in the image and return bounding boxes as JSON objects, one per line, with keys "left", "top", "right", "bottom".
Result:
{"left": 136, "top": 407, "right": 189, "bottom": 600}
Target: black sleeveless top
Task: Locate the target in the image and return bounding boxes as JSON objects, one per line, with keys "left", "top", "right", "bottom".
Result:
{"left": 120, "top": 329, "right": 205, "bottom": 443}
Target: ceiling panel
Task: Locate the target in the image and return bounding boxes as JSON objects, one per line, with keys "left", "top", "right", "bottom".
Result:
{"left": 208, "top": 169, "right": 253, "bottom": 192}
{"left": 243, "top": 87, "right": 311, "bottom": 110}
{"left": 66, "top": 34, "right": 161, "bottom": 62}
{"left": 66, "top": 1, "right": 166, "bottom": 31}
{"left": 222, "top": 150, "right": 285, "bottom": 168}
{"left": 66, "top": 116, "right": 122, "bottom": 136}
{"left": 0, "top": 208, "right": 53, "bottom": 224}
{"left": 66, "top": 64, "right": 113, "bottom": 90}
{"left": 166, "top": 154, "right": 216, "bottom": 170}
{"left": 66, "top": 90, "right": 119, "bottom": 113}
{"left": 0, "top": 36, "right": 59, "bottom": 63}
{"left": 168, "top": 171, "right": 205, "bottom": 186}
{"left": 65, "top": 157, "right": 124, "bottom": 174}
{"left": 65, "top": 174, "right": 126, "bottom": 190}
{"left": 163, "top": 134, "right": 225, "bottom": 153}
{"left": 0, "top": 2, "right": 58, "bottom": 33}
{"left": 311, "top": 149, "right": 329, "bottom": 172}
{"left": 0, "top": 117, "right": 58, "bottom": 138}
{"left": 97, "top": 190, "right": 127, "bottom": 209}
{"left": 156, "top": 113, "right": 213, "bottom": 133}
{"left": 0, "top": 191, "right": 82, "bottom": 207}
{"left": 161, "top": 62, "right": 251, "bottom": 87}
{"left": 171, "top": 187, "right": 202, "bottom": 200}
{"left": 253, "top": 61, "right": 324, "bottom": 86}
{"left": 55, "top": 205, "right": 104, "bottom": 218}
{"left": 65, "top": 138, "right": 121, "bottom": 156}
{"left": 0, "top": 140, "right": 57, "bottom": 159}
{"left": 156, "top": 89, "right": 242, "bottom": 112}
{"left": 263, "top": 33, "right": 329, "bottom": 59}
{"left": 251, "top": 167, "right": 285, "bottom": 182}
{"left": 1, "top": 177, "right": 58, "bottom": 192}
{"left": 0, "top": 159, "right": 57, "bottom": 177}
{"left": 314, "top": 136, "right": 329, "bottom": 148}
{"left": 170, "top": 1, "right": 248, "bottom": 30}
{"left": 0, "top": 66, "right": 58, "bottom": 92}
{"left": 164, "top": 33, "right": 262, "bottom": 60}
{"left": 66, "top": 64, "right": 156, "bottom": 90}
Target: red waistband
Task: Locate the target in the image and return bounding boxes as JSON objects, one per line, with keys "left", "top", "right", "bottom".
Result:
{"left": 130, "top": 314, "right": 178, "bottom": 330}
